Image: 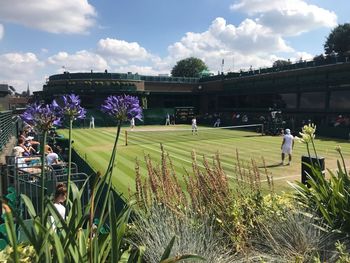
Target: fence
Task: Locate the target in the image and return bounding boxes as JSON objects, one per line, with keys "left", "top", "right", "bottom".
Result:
{"left": 1, "top": 156, "right": 88, "bottom": 219}
{"left": 0, "top": 111, "right": 16, "bottom": 152}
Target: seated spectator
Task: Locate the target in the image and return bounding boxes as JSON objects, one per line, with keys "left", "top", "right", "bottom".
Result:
{"left": 12, "top": 146, "right": 40, "bottom": 174}
{"left": 213, "top": 118, "right": 221, "bottom": 127}
{"left": 17, "top": 137, "right": 34, "bottom": 156}
{"left": 19, "top": 130, "right": 40, "bottom": 149}
{"left": 334, "top": 115, "right": 344, "bottom": 127}
{"left": 50, "top": 183, "right": 67, "bottom": 231}
{"left": 25, "top": 136, "right": 40, "bottom": 154}
{"left": 45, "top": 145, "right": 62, "bottom": 165}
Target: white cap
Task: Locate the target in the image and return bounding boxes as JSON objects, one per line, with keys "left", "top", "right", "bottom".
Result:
{"left": 285, "top": 128, "right": 291, "bottom": 134}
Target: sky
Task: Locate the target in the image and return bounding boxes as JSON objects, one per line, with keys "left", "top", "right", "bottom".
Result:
{"left": 0, "top": 0, "right": 349, "bottom": 92}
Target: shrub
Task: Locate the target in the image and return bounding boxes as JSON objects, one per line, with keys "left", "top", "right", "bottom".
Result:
{"left": 130, "top": 204, "right": 236, "bottom": 262}
{"left": 292, "top": 124, "right": 350, "bottom": 235}
{"left": 0, "top": 244, "right": 36, "bottom": 262}
{"left": 134, "top": 145, "right": 275, "bottom": 251}
{"left": 256, "top": 209, "right": 342, "bottom": 261}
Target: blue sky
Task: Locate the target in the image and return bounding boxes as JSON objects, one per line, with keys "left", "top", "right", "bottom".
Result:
{"left": 0, "top": 0, "right": 349, "bottom": 92}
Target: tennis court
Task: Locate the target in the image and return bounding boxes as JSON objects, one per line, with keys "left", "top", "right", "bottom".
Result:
{"left": 59, "top": 124, "right": 350, "bottom": 195}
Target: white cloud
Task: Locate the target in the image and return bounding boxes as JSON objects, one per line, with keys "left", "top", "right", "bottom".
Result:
{"left": 113, "top": 65, "right": 161, "bottom": 76}
{"left": 0, "top": 52, "right": 45, "bottom": 91}
{"left": 0, "top": 52, "right": 43, "bottom": 78}
{"left": 0, "top": 9, "right": 325, "bottom": 93}
{"left": 167, "top": 17, "right": 294, "bottom": 71}
{"left": 97, "top": 38, "right": 153, "bottom": 64}
{"left": 231, "top": 0, "right": 337, "bottom": 36}
{"left": 290, "top": 51, "right": 314, "bottom": 63}
{"left": 0, "top": 0, "right": 96, "bottom": 34}
{"left": 47, "top": 50, "right": 108, "bottom": 72}
{"left": 0, "top": 24, "right": 3, "bottom": 40}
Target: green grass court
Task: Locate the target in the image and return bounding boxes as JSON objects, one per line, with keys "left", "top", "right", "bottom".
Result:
{"left": 59, "top": 125, "right": 350, "bottom": 196}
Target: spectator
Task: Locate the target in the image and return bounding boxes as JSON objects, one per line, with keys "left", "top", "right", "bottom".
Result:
{"left": 334, "top": 115, "right": 344, "bottom": 127}
{"left": 19, "top": 129, "right": 40, "bottom": 149}
{"left": 17, "top": 137, "right": 34, "bottom": 156}
{"left": 53, "top": 183, "right": 67, "bottom": 220}
{"left": 213, "top": 118, "right": 221, "bottom": 127}
{"left": 242, "top": 114, "right": 248, "bottom": 123}
{"left": 50, "top": 183, "right": 67, "bottom": 231}
{"left": 25, "top": 136, "right": 39, "bottom": 154}
{"left": 12, "top": 146, "right": 40, "bottom": 174}
{"left": 45, "top": 145, "right": 61, "bottom": 165}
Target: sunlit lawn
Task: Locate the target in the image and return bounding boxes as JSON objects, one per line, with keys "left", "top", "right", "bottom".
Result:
{"left": 59, "top": 125, "right": 350, "bottom": 196}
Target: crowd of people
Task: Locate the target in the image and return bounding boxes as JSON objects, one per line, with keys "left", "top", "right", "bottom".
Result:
{"left": 11, "top": 124, "right": 68, "bottom": 224}
{"left": 12, "top": 125, "right": 63, "bottom": 175}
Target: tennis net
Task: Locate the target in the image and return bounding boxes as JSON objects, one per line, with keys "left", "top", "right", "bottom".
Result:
{"left": 125, "top": 123, "right": 263, "bottom": 146}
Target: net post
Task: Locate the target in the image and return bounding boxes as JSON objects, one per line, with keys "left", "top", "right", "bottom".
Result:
{"left": 261, "top": 123, "right": 264, "bottom": 136}
{"left": 125, "top": 130, "right": 128, "bottom": 146}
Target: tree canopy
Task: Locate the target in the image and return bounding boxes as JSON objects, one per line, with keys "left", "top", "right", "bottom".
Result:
{"left": 171, "top": 57, "right": 209, "bottom": 78}
{"left": 324, "top": 23, "right": 350, "bottom": 55}
{"left": 272, "top": 59, "right": 291, "bottom": 68}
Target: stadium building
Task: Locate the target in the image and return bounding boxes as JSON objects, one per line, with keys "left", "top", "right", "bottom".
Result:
{"left": 36, "top": 56, "right": 350, "bottom": 138}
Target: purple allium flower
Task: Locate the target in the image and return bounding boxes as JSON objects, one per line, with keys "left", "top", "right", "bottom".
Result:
{"left": 58, "top": 94, "right": 86, "bottom": 120}
{"left": 21, "top": 102, "right": 62, "bottom": 132}
{"left": 101, "top": 95, "right": 142, "bottom": 121}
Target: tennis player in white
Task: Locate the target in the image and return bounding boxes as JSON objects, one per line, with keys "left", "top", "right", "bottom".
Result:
{"left": 281, "top": 128, "right": 294, "bottom": 165}
{"left": 191, "top": 117, "right": 198, "bottom": 135}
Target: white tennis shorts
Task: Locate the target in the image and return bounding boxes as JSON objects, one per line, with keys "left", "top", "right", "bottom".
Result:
{"left": 282, "top": 145, "right": 292, "bottom": 154}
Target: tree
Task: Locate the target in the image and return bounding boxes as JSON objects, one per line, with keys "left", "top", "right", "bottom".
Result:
{"left": 171, "top": 57, "right": 209, "bottom": 77}
{"left": 324, "top": 23, "right": 350, "bottom": 55}
{"left": 272, "top": 59, "right": 291, "bottom": 68}
{"left": 313, "top": 54, "right": 325, "bottom": 62}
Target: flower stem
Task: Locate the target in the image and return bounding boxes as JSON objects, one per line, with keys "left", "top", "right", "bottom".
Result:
{"left": 67, "top": 118, "right": 73, "bottom": 202}
{"left": 339, "top": 150, "right": 348, "bottom": 177}
{"left": 94, "top": 121, "right": 121, "bottom": 233}
{"left": 40, "top": 131, "right": 47, "bottom": 223}
{"left": 310, "top": 137, "right": 321, "bottom": 168}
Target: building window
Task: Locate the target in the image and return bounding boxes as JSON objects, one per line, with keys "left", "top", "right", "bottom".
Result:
{"left": 277, "top": 93, "right": 297, "bottom": 109}
{"left": 300, "top": 92, "right": 326, "bottom": 109}
{"left": 329, "top": 91, "right": 350, "bottom": 110}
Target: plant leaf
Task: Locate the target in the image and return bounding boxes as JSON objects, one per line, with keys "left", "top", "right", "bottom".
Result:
{"left": 160, "top": 236, "right": 176, "bottom": 261}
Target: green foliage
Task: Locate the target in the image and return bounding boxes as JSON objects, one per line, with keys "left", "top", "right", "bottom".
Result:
{"left": 130, "top": 204, "right": 234, "bottom": 262}
{"left": 171, "top": 57, "right": 208, "bottom": 77}
{"left": 291, "top": 123, "right": 350, "bottom": 261}
{"left": 135, "top": 146, "right": 274, "bottom": 251}
{"left": 324, "top": 23, "right": 350, "bottom": 55}
{"left": 313, "top": 54, "right": 325, "bottom": 62}
{"left": 1, "top": 119, "right": 189, "bottom": 262}
{"left": 335, "top": 242, "right": 350, "bottom": 263}
{"left": 0, "top": 244, "right": 36, "bottom": 263}
{"left": 272, "top": 59, "right": 291, "bottom": 68}
{"left": 1, "top": 182, "right": 143, "bottom": 262}
{"left": 257, "top": 210, "right": 338, "bottom": 261}
{"left": 292, "top": 147, "right": 350, "bottom": 234}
